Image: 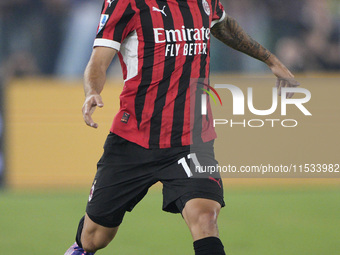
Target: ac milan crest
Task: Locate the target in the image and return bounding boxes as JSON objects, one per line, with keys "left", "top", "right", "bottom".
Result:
{"left": 202, "top": 0, "right": 211, "bottom": 16}
{"left": 88, "top": 180, "right": 97, "bottom": 202}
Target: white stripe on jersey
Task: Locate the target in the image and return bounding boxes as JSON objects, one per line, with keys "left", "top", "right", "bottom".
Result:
{"left": 120, "top": 31, "right": 139, "bottom": 82}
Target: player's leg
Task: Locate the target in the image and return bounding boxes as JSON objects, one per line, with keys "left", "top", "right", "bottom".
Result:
{"left": 162, "top": 182, "right": 226, "bottom": 255}
{"left": 159, "top": 140, "right": 226, "bottom": 254}
{"left": 182, "top": 198, "right": 225, "bottom": 255}
{"left": 65, "top": 133, "right": 157, "bottom": 254}
{"left": 65, "top": 214, "right": 119, "bottom": 255}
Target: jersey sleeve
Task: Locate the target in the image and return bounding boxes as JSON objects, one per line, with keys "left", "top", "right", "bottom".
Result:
{"left": 94, "top": 0, "right": 135, "bottom": 51}
{"left": 211, "top": 0, "right": 226, "bottom": 28}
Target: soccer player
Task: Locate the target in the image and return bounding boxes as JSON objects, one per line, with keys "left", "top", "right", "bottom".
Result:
{"left": 65, "top": 0, "right": 298, "bottom": 254}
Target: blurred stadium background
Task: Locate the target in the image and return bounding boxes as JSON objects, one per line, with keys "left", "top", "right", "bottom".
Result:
{"left": 0, "top": 0, "right": 340, "bottom": 254}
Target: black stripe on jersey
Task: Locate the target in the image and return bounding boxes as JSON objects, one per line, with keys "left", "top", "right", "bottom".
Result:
{"left": 211, "top": 0, "right": 217, "bottom": 18}
{"left": 149, "top": 2, "right": 176, "bottom": 147}
{"left": 171, "top": 0, "right": 195, "bottom": 147}
{"left": 192, "top": 1, "right": 211, "bottom": 143}
{"left": 113, "top": 3, "right": 135, "bottom": 42}
{"left": 198, "top": 1, "right": 210, "bottom": 77}
{"left": 134, "top": 0, "right": 155, "bottom": 129}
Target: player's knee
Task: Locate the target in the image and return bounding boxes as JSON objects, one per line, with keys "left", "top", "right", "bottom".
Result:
{"left": 81, "top": 232, "right": 110, "bottom": 253}
{"left": 184, "top": 199, "right": 221, "bottom": 228}
{"left": 187, "top": 209, "right": 220, "bottom": 240}
{"left": 196, "top": 210, "right": 218, "bottom": 230}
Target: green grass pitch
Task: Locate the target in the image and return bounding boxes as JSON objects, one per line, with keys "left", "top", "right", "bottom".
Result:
{"left": 1, "top": 186, "right": 339, "bottom": 255}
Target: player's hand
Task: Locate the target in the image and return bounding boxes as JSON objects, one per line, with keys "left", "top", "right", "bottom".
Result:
{"left": 275, "top": 77, "right": 300, "bottom": 98}
{"left": 82, "top": 94, "right": 104, "bottom": 128}
{"left": 269, "top": 58, "right": 300, "bottom": 98}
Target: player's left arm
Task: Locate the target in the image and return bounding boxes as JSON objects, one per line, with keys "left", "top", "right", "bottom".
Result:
{"left": 211, "top": 15, "right": 299, "bottom": 97}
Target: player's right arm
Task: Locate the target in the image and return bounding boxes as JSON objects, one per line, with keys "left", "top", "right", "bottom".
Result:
{"left": 211, "top": 15, "right": 272, "bottom": 64}
{"left": 82, "top": 47, "right": 116, "bottom": 128}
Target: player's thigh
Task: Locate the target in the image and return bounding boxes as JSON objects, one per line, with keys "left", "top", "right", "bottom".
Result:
{"left": 160, "top": 140, "right": 225, "bottom": 214}
{"left": 86, "top": 133, "right": 156, "bottom": 228}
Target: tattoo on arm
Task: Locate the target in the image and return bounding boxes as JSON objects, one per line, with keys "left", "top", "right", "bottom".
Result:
{"left": 211, "top": 16, "right": 271, "bottom": 63}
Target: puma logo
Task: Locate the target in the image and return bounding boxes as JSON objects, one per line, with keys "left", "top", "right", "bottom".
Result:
{"left": 107, "top": 0, "right": 114, "bottom": 7}
{"left": 209, "top": 176, "right": 222, "bottom": 188}
{"left": 152, "top": 6, "right": 167, "bottom": 17}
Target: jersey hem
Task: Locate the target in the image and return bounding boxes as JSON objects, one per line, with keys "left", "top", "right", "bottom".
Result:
{"left": 110, "top": 128, "right": 217, "bottom": 149}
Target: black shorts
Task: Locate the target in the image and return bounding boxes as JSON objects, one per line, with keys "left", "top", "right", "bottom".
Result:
{"left": 86, "top": 133, "right": 225, "bottom": 228}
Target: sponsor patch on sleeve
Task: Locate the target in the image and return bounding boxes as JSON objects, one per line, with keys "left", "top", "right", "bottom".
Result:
{"left": 98, "top": 14, "right": 109, "bottom": 34}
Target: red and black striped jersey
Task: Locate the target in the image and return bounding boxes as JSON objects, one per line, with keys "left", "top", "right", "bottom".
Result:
{"left": 95, "top": 0, "right": 225, "bottom": 148}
